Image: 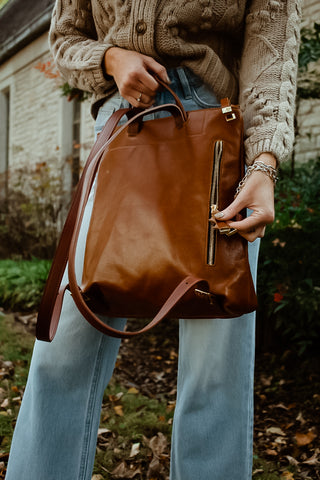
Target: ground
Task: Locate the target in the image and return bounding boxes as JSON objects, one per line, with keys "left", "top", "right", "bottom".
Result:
{"left": 0, "top": 314, "right": 319, "bottom": 479}
{"left": 115, "top": 318, "right": 320, "bottom": 480}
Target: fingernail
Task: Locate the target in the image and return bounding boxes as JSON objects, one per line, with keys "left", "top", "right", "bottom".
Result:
{"left": 166, "top": 75, "right": 171, "bottom": 84}
{"left": 214, "top": 212, "right": 225, "bottom": 219}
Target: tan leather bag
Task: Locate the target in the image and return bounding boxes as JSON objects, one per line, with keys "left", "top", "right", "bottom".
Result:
{"left": 36, "top": 83, "right": 257, "bottom": 341}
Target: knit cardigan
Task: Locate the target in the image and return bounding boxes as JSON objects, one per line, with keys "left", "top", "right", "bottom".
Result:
{"left": 49, "top": 0, "right": 301, "bottom": 164}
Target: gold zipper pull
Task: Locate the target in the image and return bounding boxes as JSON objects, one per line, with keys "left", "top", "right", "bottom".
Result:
{"left": 209, "top": 204, "right": 238, "bottom": 236}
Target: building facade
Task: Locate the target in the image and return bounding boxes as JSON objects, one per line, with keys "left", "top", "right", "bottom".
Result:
{"left": 0, "top": 0, "right": 319, "bottom": 232}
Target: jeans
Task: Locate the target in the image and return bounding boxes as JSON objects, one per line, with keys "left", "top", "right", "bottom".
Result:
{"left": 6, "top": 67, "right": 259, "bottom": 480}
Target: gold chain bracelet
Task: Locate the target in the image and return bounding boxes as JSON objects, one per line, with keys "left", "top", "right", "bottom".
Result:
{"left": 235, "top": 161, "right": 278, "bottom": 198}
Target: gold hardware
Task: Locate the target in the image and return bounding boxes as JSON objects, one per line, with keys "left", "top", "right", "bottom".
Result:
{"left": 221, "top": 106, "right": 232, "bottom": 114}
{"left": 211, "top": 204, "right": 219, "bottom": 215}
{"left": 226, "top": 228, "right": 238, "bottom": 236}
{"left": 195, "top": 288, "right": 215, "bottom": 305}
{"left": 225, "top": 113, "right": 236, "bottom": 122}
{"left": 219, "top": 226, "right": 233, "bottom": 234}
{"left": 209, "top": 203, "right": 238, "bottom": 236}
{"left": 207, "top": 141, "right": 223, "bottom": 266}
{"left": 222, "top": 105, "right": 236, "bottom": 122}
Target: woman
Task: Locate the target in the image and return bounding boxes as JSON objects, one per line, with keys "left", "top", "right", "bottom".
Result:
{"left": 6, "top": 1, "right": 301, "bottom": 479}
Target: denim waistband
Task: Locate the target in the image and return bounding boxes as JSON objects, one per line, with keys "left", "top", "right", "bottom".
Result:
{"left": 166, "top": 67, "right": 203, "bottom": 99}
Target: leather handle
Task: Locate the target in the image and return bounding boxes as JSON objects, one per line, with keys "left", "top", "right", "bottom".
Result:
{"left": 67, "top": 276, "right": 209, "bottom": 339}
{"left": 155, "top": 76, "right": 188, "bottom": 119}
{"left": 36, "top": 100, "right": 189, "bottom": 341}
{"left": 127, "top": 103, "right": 186, "bottom": 135}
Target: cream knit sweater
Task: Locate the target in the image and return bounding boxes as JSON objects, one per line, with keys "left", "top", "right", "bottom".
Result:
{"left": 49, "top": 0, "right": 301, "bottom": 164}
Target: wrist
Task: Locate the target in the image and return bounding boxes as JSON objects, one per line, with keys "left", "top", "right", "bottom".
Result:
{"left": 235, "top": 160, "right": 278, "bottom": 197}
{"left": 253, "top": 153, "right": 278, "bottom": 169}
{"left": 104, "top": 47, "right": 120, "bottom": 77}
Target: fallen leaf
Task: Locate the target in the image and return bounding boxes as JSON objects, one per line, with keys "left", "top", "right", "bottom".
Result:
{"left": 260, "top": 375, "right": 273, "bottom": 386}
{"left": 111, "top": 461, "right": 141, "bottom": 479}
{"left": 114, "top": 405, "right": 124, "bottom": 416}
{"left": 266, "top": 449, "right": 278, "bottom": 456}
{"left": 295, "top": 431, "right": 317, "bottom": 446}
{"left": 302, "top": 451, "right": 320, "bottom": 465}
{"left": 266, "top": 427, "right": 286, "bottom": 436}
{"left": 274, "top": 436, "right": 287, "bottom": 445}
{"left": 109, "top": 392, "right": 124, "bottom": 402}
{"left": 296, "top": 412, "right": 306, "bottom": 425}
{"left": 91, "top": 475, "right": 104, "bottom": 480}
{"left": 149, "top": 432, "right": 167, "bottom": 457}
{"left": 273, "top": 403, "right": 289, "bottom": 410}
{"left": 0, "top": 398, "right": 9, "bottom": 408}
{"left": 97, "top": 428, "right": 111, "bottom": 438}
{"left": 285, "top": 422, "right": 294, "bottom": 430}
{"left": 127, "top": 387, "right": 139, "bottom": 394}
{"left": 285, "top": 455, "right": 299, "bottom": 466}
{"left": 253, "top": 469, "right": 264, "bottom": 476}
{"left": 281, "top": 472, "right": 295, "bottom": 480}
{"left": 130, "top": 442, "right": 140, "bottom": 457}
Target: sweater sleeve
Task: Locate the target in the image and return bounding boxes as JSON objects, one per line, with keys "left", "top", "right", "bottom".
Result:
{"left": 49, "top": 0, "right": 116, "bottom": 96}
{"left": 239, "top": 0, "right": 302, "bottom": 164}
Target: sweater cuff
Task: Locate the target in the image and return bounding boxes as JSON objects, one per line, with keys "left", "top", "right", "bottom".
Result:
{"left": 244, "top": 132, "right": 293, "bottom": 166}
{"left": 88, "top": 43, "right": 116, "bottom": 93}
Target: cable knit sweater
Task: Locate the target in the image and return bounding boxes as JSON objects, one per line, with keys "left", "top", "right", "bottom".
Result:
{"left": 49, "top": 0, "right": 301, "bottom": 164}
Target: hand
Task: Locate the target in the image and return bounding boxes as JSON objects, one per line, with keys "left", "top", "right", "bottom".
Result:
{"left": 214, "top": 153, "right": 277, "bottom": 242}
{"left": 104, "top": 47, "right": 170, "bottom": 108}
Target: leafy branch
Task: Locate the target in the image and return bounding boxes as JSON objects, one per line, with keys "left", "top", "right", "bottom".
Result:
{"left": 34, "top": 60, "right": 91, "bottom": 102}
{"left": 297, "top": 22, "right": 320, "bottom": 99}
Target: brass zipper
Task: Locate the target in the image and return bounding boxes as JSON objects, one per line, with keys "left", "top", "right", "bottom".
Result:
{"left": 207, "top": 140, "right": 223, "bottom": 265}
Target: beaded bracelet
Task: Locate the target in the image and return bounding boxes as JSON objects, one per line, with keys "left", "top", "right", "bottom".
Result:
{"left": 235, "top": 161, "right": 278, "bottom": 197}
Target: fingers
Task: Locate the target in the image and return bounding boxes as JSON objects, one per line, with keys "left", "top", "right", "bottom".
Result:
{"left": 129, "top": 90, "right": 156, "bottom": 108}
{"left": 215, "top": 204, "right": 271, "bottom": 242}
{"left": 216, "top": 213, "right": 266, "bottom": 242}
{"left": 214, "top": 180, "right": 274, "bottom": 242}
{"left": 104, "top": 48, "right": 170, "bottom": 108}
{"left": 236, "top": 225, "right": 266, "bottom": 242}
{"left": 143, "top": 56, "right": 170, "bottom": 84}
{"left": 124, "top": 60, "right": 170, "bottom": 107}
{"left": 119, "top": 72, "right": 158, "bottom": 107}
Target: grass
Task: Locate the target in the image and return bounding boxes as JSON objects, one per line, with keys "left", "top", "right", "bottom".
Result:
{"left": 0, "top": 258, "right": 51, "bottom": 312}
{"left": 0, "top": 314, "right": 282, "bottom": 479}
{"left": 0, "top": 0, "right": 10, "bottom": 9}
{"left": 0, "top": 314, "right": 34, "bottom": 456}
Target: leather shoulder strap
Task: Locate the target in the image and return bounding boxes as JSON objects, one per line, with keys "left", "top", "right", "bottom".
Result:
{"left": 36, "top": 108, "right": 131, "bottom": 341}
{"left": 36, "top": 103, "right": 188, "bottom": 341}
{"left": 68, "top": 275, "right": 208, "bottom": 339}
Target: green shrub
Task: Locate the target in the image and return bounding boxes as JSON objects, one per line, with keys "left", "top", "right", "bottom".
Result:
{"left": 298, "top": 22, "right": 320, "bottom": 99}
{"left": 0, "top": 259, "right": 51, "bottom": 312}
{"left": 0, "top": 162, "right": 63, "bottom": 260}
{"left": 258, "top": 158, "right": 320, "bottom": 355}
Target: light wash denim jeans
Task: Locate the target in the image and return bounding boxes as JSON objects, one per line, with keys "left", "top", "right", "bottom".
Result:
{"left": 6, "top": 67, "right": 259, "bottom": 480}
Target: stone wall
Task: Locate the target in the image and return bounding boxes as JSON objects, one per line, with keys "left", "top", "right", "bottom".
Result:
{"left": 294, "top": 0, "right": 320, "bottom": 163}
{"left": 302, "top": 0, "right": 320, "bottom": 27}
{"left": 0, "top": 1, "right": 319, "bottom": 211}
{"left": 0, "top": 33, "right": 95, "bottom": 226}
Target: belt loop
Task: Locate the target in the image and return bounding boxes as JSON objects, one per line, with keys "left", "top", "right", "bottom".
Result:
{"left": 176, "top": 67, "right": 192, "bottom": 99}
